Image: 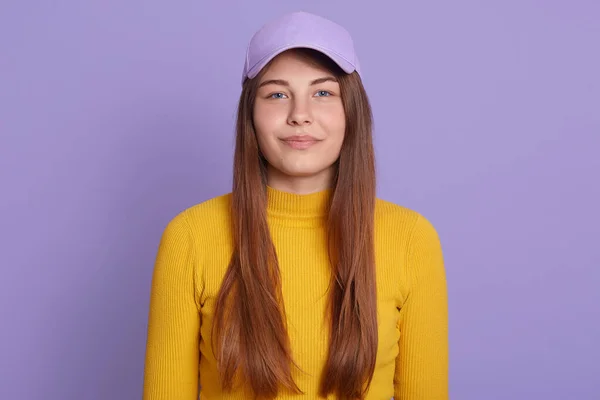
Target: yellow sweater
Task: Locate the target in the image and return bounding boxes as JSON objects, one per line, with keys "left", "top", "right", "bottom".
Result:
{"left": 143, "top": 186, "right": 448, "bottom": 399}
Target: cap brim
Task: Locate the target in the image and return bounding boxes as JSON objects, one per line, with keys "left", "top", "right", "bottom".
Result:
{"left": 245, "top": 43, "right": 356, "bottom": 82}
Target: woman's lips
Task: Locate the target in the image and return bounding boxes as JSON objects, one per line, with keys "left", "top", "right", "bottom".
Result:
{"left": 282, "top": 139, "right": 319, "bottom": 149}
{"left": 281, "top": 135, "right": 320, "bottom": 150}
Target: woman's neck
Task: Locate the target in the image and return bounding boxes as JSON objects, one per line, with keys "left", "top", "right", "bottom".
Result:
{"left": 265, "top": 165, "right": 335, "bottom": 195}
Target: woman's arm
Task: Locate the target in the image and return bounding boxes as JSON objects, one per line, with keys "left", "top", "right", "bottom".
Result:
{"left": 394, "top": 214, "right": 449, "bottom": 399}
{"left": 143, "top": 212, "right": 201, "bottom": 400}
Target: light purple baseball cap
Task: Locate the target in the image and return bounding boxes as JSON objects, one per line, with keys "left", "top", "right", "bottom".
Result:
{"left": 241, "top": 11, "right": 361, "bottom": 85}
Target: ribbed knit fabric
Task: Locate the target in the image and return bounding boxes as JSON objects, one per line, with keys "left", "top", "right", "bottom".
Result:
{"left": 142, "top": 186, "right": 448, "bottom": 400}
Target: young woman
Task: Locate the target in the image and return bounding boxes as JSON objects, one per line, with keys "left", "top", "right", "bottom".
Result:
{"left": 143, "top": 11, "right": 448, "bottom": 400}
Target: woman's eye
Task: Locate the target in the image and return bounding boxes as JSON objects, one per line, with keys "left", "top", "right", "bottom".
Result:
{"left": 269, "top": 92, "right": 287, "bottom": 99}
{"left": 315, "top": 90, "right": 332, "bottom": 97}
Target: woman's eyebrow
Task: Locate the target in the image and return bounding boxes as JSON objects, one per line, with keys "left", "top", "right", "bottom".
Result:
{"left": 258, "top": 76, "right": 338, "bottom": 88}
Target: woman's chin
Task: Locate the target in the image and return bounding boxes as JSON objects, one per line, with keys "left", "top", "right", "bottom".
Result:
{"left": 280, "top": 166, "right": 329, "bottom": 178}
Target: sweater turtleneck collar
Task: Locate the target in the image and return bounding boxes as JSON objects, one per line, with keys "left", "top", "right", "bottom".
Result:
{"left": 266, "top": 185, "right": 332, "bottom": 221}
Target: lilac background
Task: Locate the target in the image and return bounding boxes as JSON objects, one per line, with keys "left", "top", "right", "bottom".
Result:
{"left": 1, "top": 1, "right": 599, "bottom": 399}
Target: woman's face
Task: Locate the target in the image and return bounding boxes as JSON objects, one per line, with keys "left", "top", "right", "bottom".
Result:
{"left": 253, "top": 51, "right": 346, "bottom": 190}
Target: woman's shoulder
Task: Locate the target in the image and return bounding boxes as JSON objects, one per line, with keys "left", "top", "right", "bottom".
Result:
{"left": 375, "top": 197, "right": 420, "bottom": 223}
{"left": 164, "top": 192, "right": 233, "bottom": 238}
{"left": 184, "top": 192, "right": 232, "bottom": 218}
{"left": 374, "top": 197, "right": 440, "bottom": 240}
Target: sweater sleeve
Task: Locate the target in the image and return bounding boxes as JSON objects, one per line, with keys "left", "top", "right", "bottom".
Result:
{"left": 394, "top": 214, "right": 449, "bottom": 400}
{"left": 143, "top": 212, "right": 201, "bottom": 400}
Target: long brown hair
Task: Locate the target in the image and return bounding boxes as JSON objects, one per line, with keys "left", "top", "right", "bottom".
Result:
{"left": 212, "top": 48, "right": 377, "bottom": 400}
